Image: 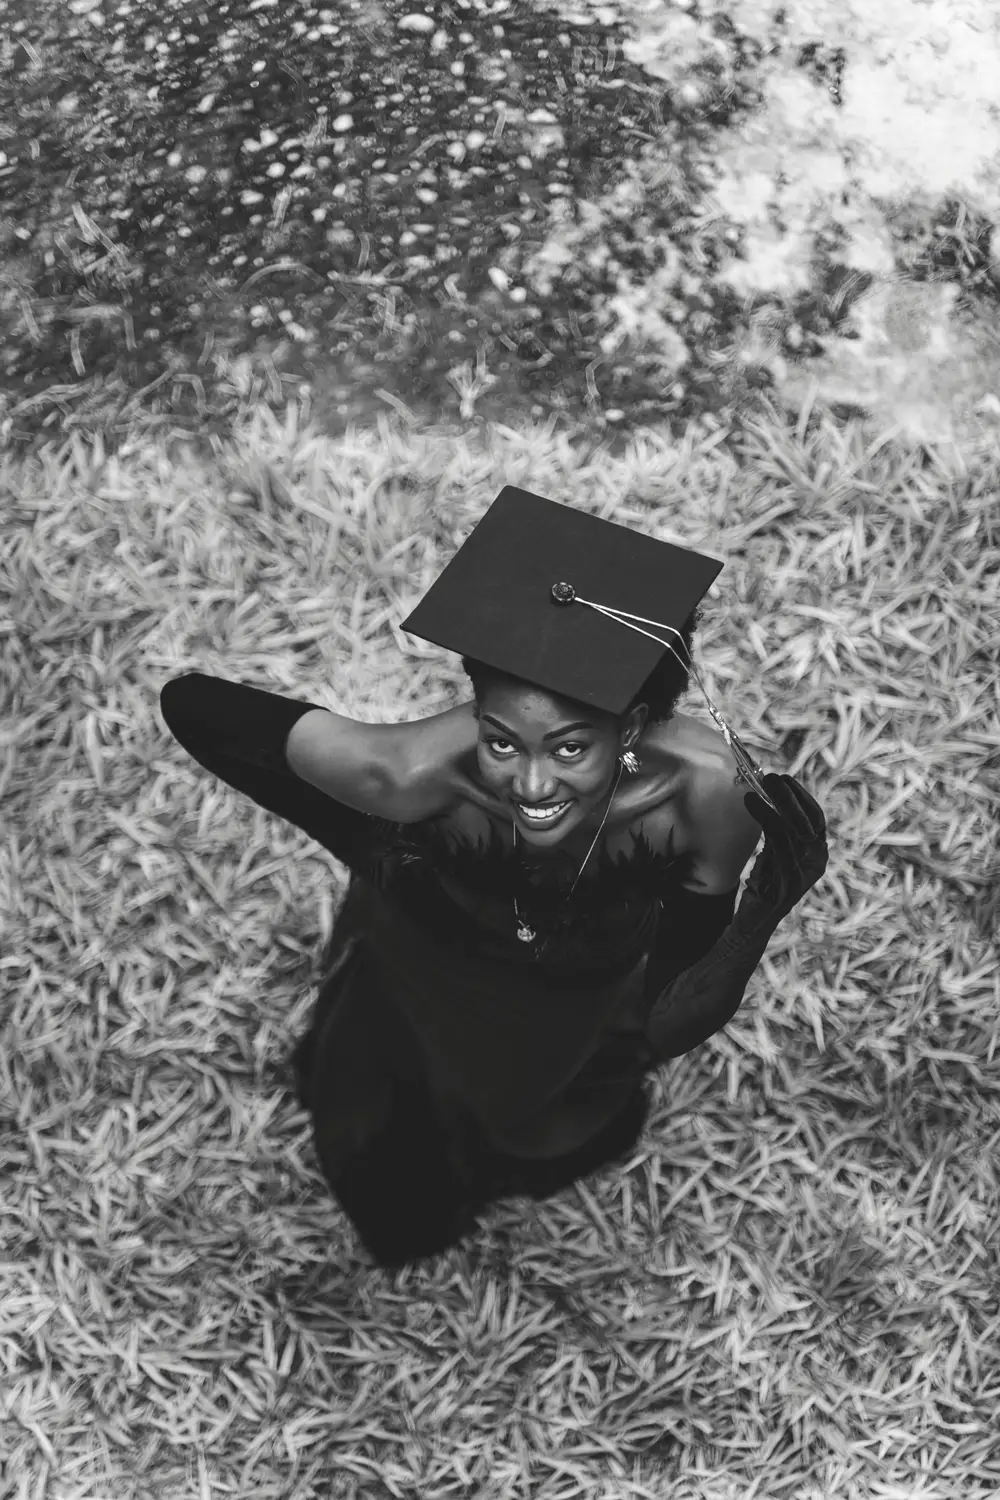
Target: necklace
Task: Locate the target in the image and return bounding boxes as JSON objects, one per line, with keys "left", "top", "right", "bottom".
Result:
{"left": 511, "top": 747, "right": 638, "bottom": 953}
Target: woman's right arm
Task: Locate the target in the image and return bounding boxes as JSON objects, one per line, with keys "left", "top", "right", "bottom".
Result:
{"left": 160, "top": 672, "right": 409, "bottom": 864}
{"left": 286, "top": 699, "right": 500, "bottom": 822}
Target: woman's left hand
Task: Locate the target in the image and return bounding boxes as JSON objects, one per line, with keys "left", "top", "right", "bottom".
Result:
{"left": 741, "top": 772, "right": 828, "bottom": 921}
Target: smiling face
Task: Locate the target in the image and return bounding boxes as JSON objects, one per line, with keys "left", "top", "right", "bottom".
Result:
{"left": 473, "top": 680, "right": 648, "bottom": 845}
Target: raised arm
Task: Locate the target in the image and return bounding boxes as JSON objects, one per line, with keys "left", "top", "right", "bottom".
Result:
{"left": 160, "top": 672, "right": 410, "bottom": 866}
{"left": 646, "top": 909, "right": 774, "bottom": 1059}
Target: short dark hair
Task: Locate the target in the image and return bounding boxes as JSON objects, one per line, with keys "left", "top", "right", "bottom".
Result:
{"left": 461, "top": 603, "right": 704, "bottom": 730}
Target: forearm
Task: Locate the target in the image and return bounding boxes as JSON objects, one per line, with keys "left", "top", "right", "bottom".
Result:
{"left": 159, "top": 672, "right": 391, "bottom": 868}
{"left": 645, "top": 911, "right": 777, "bottom": 1061}
{"left": 162, "top": 672, "right": 323, "bottom": 777}
{"left": 647, "top": 772, "right": 830, "bottom": 1060}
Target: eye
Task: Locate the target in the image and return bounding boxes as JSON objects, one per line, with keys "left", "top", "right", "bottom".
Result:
{"left": 485, "top": 737, "right": 587, "bottom": 760}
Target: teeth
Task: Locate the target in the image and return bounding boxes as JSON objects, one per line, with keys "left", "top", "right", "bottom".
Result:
{"left": 518, "top": 801, "right": 570, "bottom": 821}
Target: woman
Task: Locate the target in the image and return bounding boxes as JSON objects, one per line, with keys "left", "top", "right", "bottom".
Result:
{"left": 160, "top": 486, "right": 828, "bottom": 1268}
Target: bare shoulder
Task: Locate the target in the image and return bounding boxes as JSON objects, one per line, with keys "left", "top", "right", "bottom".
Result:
{"left": 668, "top": 714, "right": 761, "bottom": 888}
{"left": 645, "top": 714, "right": 763, "bottom": 894}
{"left": 388, "top": 701, "right": 762, "bottom": 895}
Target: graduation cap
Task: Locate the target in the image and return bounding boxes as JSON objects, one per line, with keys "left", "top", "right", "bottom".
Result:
{"left": 401, "top": 486, "right": 777, "bottom": 812}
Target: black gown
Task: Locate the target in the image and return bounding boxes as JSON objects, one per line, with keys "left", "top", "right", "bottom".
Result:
{"left": 160, "top": 673, "right": 739, "bottom": 1268}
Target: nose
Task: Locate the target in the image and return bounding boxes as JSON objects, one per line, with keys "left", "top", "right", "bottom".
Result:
{"left": 513, "top": 767, "right": 563, "bottom": 804}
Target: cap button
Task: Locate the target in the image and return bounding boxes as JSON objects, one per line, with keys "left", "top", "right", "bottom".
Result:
{"left": 551, "top": 581, "right": 576, "bottom": 604}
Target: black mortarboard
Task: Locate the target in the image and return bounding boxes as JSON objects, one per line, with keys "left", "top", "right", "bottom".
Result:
{"left": 400, "top": 485, "right": 724, "bottom": 719}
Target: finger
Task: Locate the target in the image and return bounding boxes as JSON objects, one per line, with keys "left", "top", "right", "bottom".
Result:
{"left": 764, "top": 774, "right": 825, "bottom": 836}
{"left": 755, "top": 774, "right": 803, "bottom": 821}
{"left": 777, "top": 778, "right": 826, "bottom": 838}
{"left": 746, "top": 787, "right": 811, "bottom": 846}
{"left": 743, "top": 789, "right": 788, "bottom": 831}
{"left": 739, "top": 767, "right": 784, "bottom": 814}
{"left": 746, "top": 774, "right": 803, "bottom": 822}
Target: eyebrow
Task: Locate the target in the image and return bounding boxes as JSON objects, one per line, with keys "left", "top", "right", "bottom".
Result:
{"left": 480, "top": 714, "right": 595, "bottom": 742}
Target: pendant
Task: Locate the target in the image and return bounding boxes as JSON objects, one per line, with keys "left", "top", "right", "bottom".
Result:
{"left": 517, "top": 922, "right": 536, "bottom": 943}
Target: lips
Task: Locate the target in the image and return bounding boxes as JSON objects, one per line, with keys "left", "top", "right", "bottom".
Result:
{"left": 513, "top": 799, "right": 575, "bottom": 829}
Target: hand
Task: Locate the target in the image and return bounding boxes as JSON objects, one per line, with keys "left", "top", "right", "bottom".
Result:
{"left": 740, "top": 772, "right": 828, "bottom": 921}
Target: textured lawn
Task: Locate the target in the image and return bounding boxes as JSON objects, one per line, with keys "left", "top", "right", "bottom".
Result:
{"left": 3, "top": 394, "right": 998, "bottom": 1497}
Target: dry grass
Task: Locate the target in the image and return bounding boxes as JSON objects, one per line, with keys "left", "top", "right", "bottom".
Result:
{"left": 3, "top": 386, "right": 999, "bottom": 1498}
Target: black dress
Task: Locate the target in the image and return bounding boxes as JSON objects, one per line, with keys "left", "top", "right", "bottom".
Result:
{"left": 160, "top": 673, "right": 739, "bottom": 1268}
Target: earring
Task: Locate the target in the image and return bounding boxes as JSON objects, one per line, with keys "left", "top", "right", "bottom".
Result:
{"left": 621, "top": 746, "right": 641, "bottom": 775}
